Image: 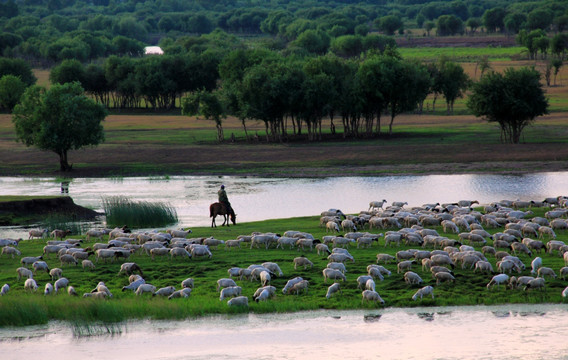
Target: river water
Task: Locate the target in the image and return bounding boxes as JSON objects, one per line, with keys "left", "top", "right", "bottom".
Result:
{"left": 1, "top": 304, "right": 567, "bottom": 360}
{"left": 1, "top": 172, "right": 567, "bottom": 237}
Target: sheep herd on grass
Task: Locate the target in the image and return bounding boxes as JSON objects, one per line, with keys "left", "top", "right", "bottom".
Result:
{"left": 1, "top": 196, "right": 568, "bottom": 311}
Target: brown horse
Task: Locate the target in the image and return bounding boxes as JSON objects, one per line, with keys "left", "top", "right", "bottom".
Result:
{"left": 209, "top": 202, "right": 236, "bottom": 227}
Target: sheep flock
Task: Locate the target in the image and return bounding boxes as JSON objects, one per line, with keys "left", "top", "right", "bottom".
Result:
{"left": 1, "top": 196, "right": 568, "bottom": 318}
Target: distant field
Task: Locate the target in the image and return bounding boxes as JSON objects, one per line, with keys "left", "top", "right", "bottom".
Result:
{"left": 399, "top": 46, "right": 525, "bottom": 61}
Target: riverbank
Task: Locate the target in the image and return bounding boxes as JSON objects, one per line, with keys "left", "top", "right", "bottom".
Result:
{"left": 2, "top": 109, "right": 568, "bottom": 179}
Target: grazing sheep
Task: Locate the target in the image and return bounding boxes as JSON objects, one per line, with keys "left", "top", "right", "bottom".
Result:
{"left": 511, "top": 242, "right": 532, "bottom": 257}
{"left": 276, "top": 237, "right": 297, "bottom": 250}
{"left": 412, "top": 285, "right": 434, "bottom": 301}
{"left": 326, "top": 221, "right": 340, "bottom": 233}
{"left": 487, "top": 274, "right": 509, "bottom": 289}
{"left": 1, "top": 246, "right": 21, "bottom": 259}
{"left": 365, "top": 278, "right": 376, "bottom": 292}
{"left": 293, "top": 257, "right": 314, "bottom": 270}
{"left": 21, "top": 256, "right": 43, "bottom": 267}
{"left": 189, "top": 245, "right": 212, "bottom": 259}
{"left": 368, "top": 267, "right": 384, "bottom": 281}
{"left": 135, "top": 284, "right": 157, "bottom": 296}
{"left": 341, "top": 220, "right": 357, "bottom": 232}
{"left": 316, "top": 243, "right": 332, "bottom": 255}
{"left": 51, "top": 229, "right": 71, "bottom": 240}
{"left": 289, "top": 280, "right": 309, "bottom": 295}
{"left": 220, "top": 286, "right": 242, "bottom": 301}
{"left": 81, "top": 260, "right": 95, "bottom": 271}
{"left": 68, "top": 286, "right": 78, "bottom": 296}
{"left": 560, "top": 267, "right": 568, "bottom": 280}
{"left": 326, "top": 283, "right": 342, "bottom": 299}
{"left": 356, "top": 275, "right": 373, "bottom": 290}
{"left": 296, "top": 238, "right": 316, "bottom": 251}
{"left": 28, "top": 229, "right": 48, "bottom": 240}
{"left": 1, "top": 284, "right": 9, "bottom": 296}
{"left": 262, "top": 262, "right": 284, "bottom": 277}
{"left": 250, "top": 234, "right": 279, "bottom": 250}
{"left": 562, "top": 286, "right": 568, "bottom": 298}
{"left": 167, "top": 229, "right": 192, "bottom": 238}
{"left": 430, "top": 254, "right": 455, "bottom": 269}
{"left": 538, "top": 226, "right": 556, "bottom": 240}
{"left": 525, "top": 277, "right": 546, "bottom": 291}
{"left": 59, "top": 254, "right": 78, "bottom": 267}
{"left": 397, "top": 260, "right": 415, "bottom": 273}
{"left": 24, "top": 278, "right": 38, "bottom": 292}
{"left": 530, "top": 257, "right": 542, "bottom": 274}
{"left": 435, "top": 272, "right": 455, "bottom": 285}
{"left": 170, "top": 247, "right": 192, "bottom": 260}
{"left": 376, "top": 254, "right": 395, "bottom": 264}
{"left": 181, "top": 278, "right": 194, "bottom": 289}
{"left": 217, "top": 278, "right": 237, "bottom": 292}
{"left": 227, "top": 296, "right": 248, "bottom": 307}
{"left": 253, "top": 286, "right": 277, "bottom": 302}
{"left": 259, "top": 271, "right": 272, "bottom": 286}
{"left": 16, "top": 267, "right": 33, "bottom": 281}
{"left": 537, "top": 267, "right": 557, "bottom": 279}
{"left": 361, "top": 290, "right": 385, "bottom": 305}
{"left": 153, "top": 286, "right": 176, "bottom": 297}
{"left": 83, "top": 291, "right": 109, "bottom": 299}
{"left": 224, "top": 239, "right": 243, "bottom": 250}
{"left": 327, "top": 253, "right": 354, "bottom": 263}
{"left": 404, "top": 271, "right": 423, "bottom": 285}
{"left": 32, "top": 261, "right": 49, "bottom": 274}
{"left": 322, "top": 268, "right": 346, "bottom": 283}
{"left": 122, "top": 277, "right": 146, "bottom": 292}
{"left": 44, "top": 282, "right": 54, "bottom": 296}
{"left": 49, "top": 268, "right": 63, "bottom": 281}
{"left": 168, "top": 288, "right": 192, "bottom": 300}
{"left": 474, "top": 261, "right": 494, "bottom": 274}
{"left": 369, "top": 200, "right": 387, "bottom": 211}
{"left": 54, "top": 277, "right": 69, "bottom": 294}
{"left": 282, "top": 277, "right": 304, "bottom": 294}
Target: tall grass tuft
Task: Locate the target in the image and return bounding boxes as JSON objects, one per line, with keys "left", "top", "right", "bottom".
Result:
{"left": 102, "top": 196, "right": 178, "bottom": 228}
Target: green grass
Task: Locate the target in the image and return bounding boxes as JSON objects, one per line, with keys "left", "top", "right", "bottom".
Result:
{"left": 101, "top": 196, "right": 178, "bottom": 228}
{"left": 0, "top": 207, "right": 567, "bottom": 327}
{"left": 399, "top": 46, "right": 525, "bottom": 61}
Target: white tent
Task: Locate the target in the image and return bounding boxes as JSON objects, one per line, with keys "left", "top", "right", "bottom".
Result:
{"left": 144, "top": 46, "right": 164, "bottom": 55}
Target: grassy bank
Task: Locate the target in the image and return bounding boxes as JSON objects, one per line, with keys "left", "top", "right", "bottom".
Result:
{"left": 1, "top": 208, "right": 567, "bottom": 327}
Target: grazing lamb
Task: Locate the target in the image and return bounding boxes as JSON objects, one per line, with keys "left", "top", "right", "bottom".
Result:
{"left": 181, "top": 278, "right": 194, "bottom": 289}
{"left": 153, "top": 286, "right": 176, "bottom": 297}
{"left": 412, "top": 285, "right": 434, "bottom": 301}
{"left": 397, "top": 260, "right": 415, "bottom": 273}
{"left": 365, "top": 278, "right": 376, "bottom": 292}
{"left": 326, "top": 221, "right": 340, "bottom": 233}
{"left": 122, "top": 277, "right": 146, "bottom": 292}
{"left": 282, "top": 277, "right": 304, "bottom": 294}
{"left": 289, "top": 280, "right": 309, "bottom": 295}
{"left": 560, "top": 267, "right": 568, "bottom": 280}
{"left": 227, "top": 296, "right": 248, "bottom": 307}
{"left": 376, "top": 254, "right": 395, "bottom": 264}
{"left": 404, "top": 271, "right": 423, "bottom": 285}
{"left": 253, "top": 286, "right": 277, "bottom": 302}
{"left": 326, "top": 283, "right": 342, "bottom": 299}
{"left": 1, "top": 246, "right": 21, "bottom": 259}
{"left": 293, "top": 257, "right": 314, "bottom": 270}
{"left": 220, "top": 286, "right": 242, "bottom": 301}
{"left": 44, "top": 282, "right": 54, "bottom": 296}
{"left": 54, "top": 277, "right": 69, "bottom": 294}
{"left": 316, "top": 243, "right": 332, "bottom": 255}
{"left": 21, "top": 256, "right": 43, "bottom": 267}
{"left": 168, "top": 288, "right": 192, "bottom": 299}
{"left": 82, "top": 260, "right": 95, "bottom": 271}
{"left": 16, "top": 267, "right": 33, "bottom": 281}
{"left": 24, "top": 278, "right": 38, "bottom": 292}
{"left": 322, "top": 268, "right": 347, "bottom": 283}
{"left": 135, "top": 284, "right": 157, "bottom": 296}
{"left": 1, "top": 284, "right": 9, "bottom": 296}
{"left": 59, "top": 254, "right": 78, "bottom": 267}
{"left": 68, "top": 286, "right": 78, "bottom": 296}
{"left": 49, "top": 268, "right": 63, "bottom": 281}
{"left": 361, "top": 290, "right": 385, "bottom": 305}
{"left": 474, "top": 261, "right": 494, "bottom": 274}
{"left": 530, "top": 257, "right": 542, "bottom": 274}
{"left": 262, "top": 262, "right": 284, "bottom": 277}
{"left": 83, "top": 291, "right": 109, "bottom": 299}
{"left": 487, "top": 274, "right": 509, "bottom": 289}
{"left": 32, "top": 261, "right": 49, "bottom": 274}
{"left": 327, "top": 253, "right": 354, "bottom": 263}
{"left": 435, "top": 272, "right": 455, "bottom": 285}
{"left": 537, "top": 267, "right": 557, "bottom": 279}
{"left": 525, "top": 277, "right": 546, "bottom": 291}
{"left": 217, "top": 278, "right": 237, "bottom": 292}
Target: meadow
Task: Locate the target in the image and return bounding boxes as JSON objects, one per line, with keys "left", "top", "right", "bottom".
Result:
{"left": 0, "top": 206, "right": 567, "bottom": 327}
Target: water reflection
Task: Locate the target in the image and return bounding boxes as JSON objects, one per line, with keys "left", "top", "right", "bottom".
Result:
{"left": 1, "top": 305, "right": 568, "bottom": 360}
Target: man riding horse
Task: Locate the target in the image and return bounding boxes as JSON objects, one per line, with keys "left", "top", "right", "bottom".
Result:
{"left": 218, "top": 184, "right": 233, "bottom": 214}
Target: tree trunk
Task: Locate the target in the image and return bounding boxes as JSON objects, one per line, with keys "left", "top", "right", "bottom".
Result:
{"left": 58, "top": 150, "right": 72, "bottom": 172}
{"left": 241, "top": 118, "right": 249, "bottom": 141}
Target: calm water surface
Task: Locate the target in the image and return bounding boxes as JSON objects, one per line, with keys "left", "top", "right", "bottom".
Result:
{"left": 1, "top": 304, "right": 567, "bottom": 360}
{"left": 0, "top": 172, "right": 567, "bottom": 238}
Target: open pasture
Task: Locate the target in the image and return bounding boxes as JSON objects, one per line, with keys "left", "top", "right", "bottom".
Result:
{"left": 1, "top": 203, "right": 567, "bottom": 326}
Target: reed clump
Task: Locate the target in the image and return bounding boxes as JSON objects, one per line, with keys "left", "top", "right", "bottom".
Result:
{"left": 102, "top": 196, "right": 178, "bottom": 228}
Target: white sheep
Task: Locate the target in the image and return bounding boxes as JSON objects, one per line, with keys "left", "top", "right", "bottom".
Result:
{"left": 412, "top": 285, "right": 434, "bottom": 301}
{"left": 487, "top": 274, "right": 509, "bottom": 289}
{"left": 276, "top": 237, "right": 297, "bottom": 250}
{"left": 404, "top": 271, "right": 423, "bottom": 285}
{"left": 435, "top": 272, "right": 456, "bottom": 285}
{"left": 82, "top": 260, "right": 96, "bottom": 271}
{"left": 83, "top": 291, "right": 109, "bottom": 299}
{"left": 530, "top": 257, "right": 542, "bottom": 274}
{"left": 24, "top": 278, "right": 38, "bottom": 292}
{"left": 525, "top": 277, "right": 546, "bottom": 291}
{"left": 376, "top": 253, "right": 395, "bottom": 264}
{"left": 316, "top": 243, "right": 332, "bottom": 255}
{"left": 327, "top": 253, "right": 354, "bottom": 263}
{"left": 224, "top": 239, "right": 243, "bottom": 250}
{"left": 262, "top": 262, "right": 284, "bottom": 277}
{"left": 368, "top": 267, "right": 384, "bottom": 281}
{"left": 153, "top": 286, "right": 176, "bottom": 297}
{"left": 168, "top": 288, "right": 192, "bottom": 299}
{"left": 53, "top": 277, "right": 69, "bottom": 294}
{"left": 562, "top": 286, "right": 568, "bottom": 298}
{"left": 325, "top": 283, "right": 342, "bottom": 299}
{"left": 181, "top": 278, "right": 194, "bottom": 289}
{"left": 1, "top": 246, "right": 21, "bottom": 258}
{"left": 122, "top": 277, "right": 146, "bottom": 292}
{"left": 16, "top": 267, "right": 33, "bottom": 281}
{"left": 474, "top": 261, "right": 493, "bottom": 273}
{"left": 217, "top": 278, "right": 237, "bottom": 292}
{"left": 227, "top": 296, "right": 248, "bottom": 307}
{"left": 365, "top": 278, "right": 376, "bottom": 292}
{"left": 327, "top": 262, "right": 347, "bottom": 274}
{"left": 282, "top": 277, "right": 303, "bottom": 294}
{"left": 20, "top": 256, "right": 43, "bottom": 267}
{"left": 293, "top": 257, "right": 314, "bottom": 270}
{"left": 67, "top": 286, "right": 78, "bottom": 296}
{"left": 167, "top": 228, "right": 192, "bottom": 238}
{"left": 369, "top": 200, "right": 387, "bottom": 211}
{"left": 296, "top": 238, "right": 315, "bottom": 251}
{"left": 322, "top": 268, "right": 346, "bottom": 283}
{"left": 397, "top": 260, "right": 415, "bottom": 273}
{"left": 537, "top": 267, "right": 557, "bottom": 279}
{"left": 219, "top": 286, "right": 242, "bottom": 301}
{"left": 135, "top": 284, "right": 156, "bottom": 296}
{"left": 32, "top": 261, "right": 50, "bottom": 274}
{"left": 0, "top": 284, "right": 9, "bottom": 296}
{"left": 253, "top": 285, "right": 276, "bottom": 302}
{"left": 326, "top": 221, "right": 340, "bottom": 233}
{"left": 361, "top": 290, "right": 385, "bottom": 305}
{"left": 560, "top": 267, "right": 568, "bottom": 280}
{"left": 44, "top": 282, "right": 54, "bottom": 295}
{"left": 92, "top": 282, "right": 113, "bottom": 297}
{"left": 356, "top": 275, "right": 373, "bottom": 290}
{"left": 250, "top": 234, "right": 279, "bottom": 250}
{"left": 29, "top": 229, "right": 48, "bottom": 240}
{"left": 289, "top": 280, "right": 309, "bottom": 295}
{"left": 189, "top": 245, "right": 212, "bottom": 259}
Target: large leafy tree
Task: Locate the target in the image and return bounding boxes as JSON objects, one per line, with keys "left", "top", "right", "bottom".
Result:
{"left": 0, "top": 74, "right": 26, "bottom": 111}
{"left": 438, "top": 60, "right": 470, "bottom": 114}
{"left": 12, "top": 82, "right": 107, "bottom": 171}
{"left": 467, "top": 67, "right": 548, "bottom": 144}
{"left": 182, "top": 90, "right": 226, "bottom": 142}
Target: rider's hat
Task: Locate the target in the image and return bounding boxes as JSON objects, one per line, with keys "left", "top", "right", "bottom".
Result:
{"left": 220, "top": 184, "right": 225, "bottom": 189}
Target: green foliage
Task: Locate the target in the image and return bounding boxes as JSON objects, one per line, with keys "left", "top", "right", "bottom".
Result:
{"left": 376, "top": 15, "right": 403, "bottom": 36}
{"left": 49, "top": 59, "right": 86, "bottom": 86}
{"left": 436, "top": 14, "right": 464, "bottom": 36}
{"left": 0, "top": 57, "right": 36, "bottom": 86}
{"left": 0, "top": 74, "right": 26, "bottom": 111}
{"left": 483, "top": 7, "right": 506, "bottom": 33}
{"left": 182, "top": 89, "right": 226, "bottom": 142}
{"left": 467, "top": 67, "right": 549, "bottom": 144}
{"left": 102, "top": 196, "right": 178, "bottom": 228}
{"left": 12, "top": 82, "right": 107, "bottom": 171}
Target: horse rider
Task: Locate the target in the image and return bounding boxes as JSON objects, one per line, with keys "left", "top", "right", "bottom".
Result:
{"left": 218, "top": 184, "right": 233, "bottom": 214}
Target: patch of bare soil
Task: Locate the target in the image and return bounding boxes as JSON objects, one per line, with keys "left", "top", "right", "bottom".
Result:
{"left": 396, "top": 35, "right": 517, "bottom": 48}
